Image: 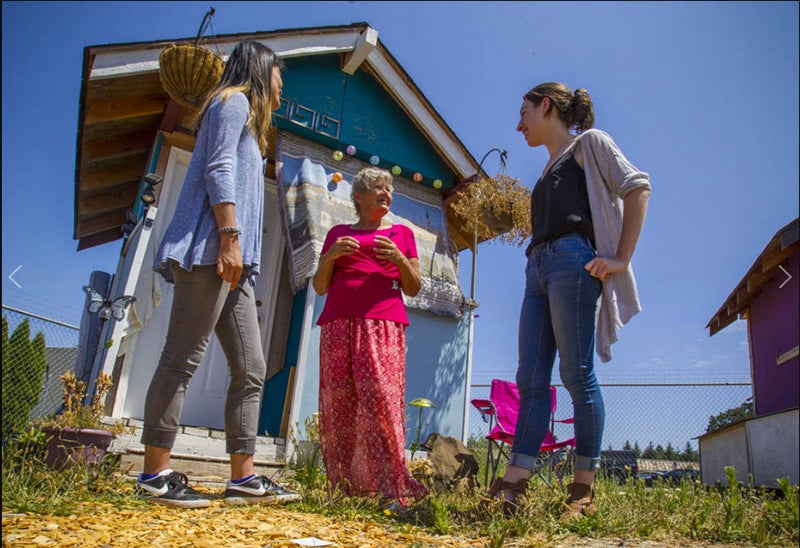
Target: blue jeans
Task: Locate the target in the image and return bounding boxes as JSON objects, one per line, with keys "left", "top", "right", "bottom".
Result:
{"left": 509, "top": 233, "right": 604, "bottom": 472}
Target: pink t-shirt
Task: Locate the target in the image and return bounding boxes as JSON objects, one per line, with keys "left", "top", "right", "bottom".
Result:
{"left": 316, "top": 224, "right": 418, "bottom": 326}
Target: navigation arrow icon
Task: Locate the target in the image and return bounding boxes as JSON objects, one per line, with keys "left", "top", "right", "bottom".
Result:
{"left": 8, "top": 265, "right": 22, "bottom": 289}
{"left": 778, "top": 265, "right": 792, "bottom": 289}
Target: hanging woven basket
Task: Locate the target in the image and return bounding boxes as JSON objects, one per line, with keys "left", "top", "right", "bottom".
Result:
{"left": 158, "top": 43, "right": 225, "bottom": 110}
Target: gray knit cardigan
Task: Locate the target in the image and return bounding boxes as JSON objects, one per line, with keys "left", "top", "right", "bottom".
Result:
{"left": 575, "top": 129, "right": 651, "bottom": 362}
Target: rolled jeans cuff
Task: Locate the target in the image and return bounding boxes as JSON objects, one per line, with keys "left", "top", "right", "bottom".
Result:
{"left": 508, "top": 451, "right": 600, "bottom": 472}
{"left": 227, "top": 437, "right": 256, "bottom": 455}
{"left": 574, "top": 454, "right": 600, "bottom": 471}
{"left": 507, "top": 452, "right": 539, "bottom": 471}
{"left": 141, "top": 426, "right": 178, "bottom": 450}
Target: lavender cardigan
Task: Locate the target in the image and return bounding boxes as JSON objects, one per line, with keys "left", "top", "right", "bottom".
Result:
{"left": 154, "top": 92, "right": 264, "bottom": 284}
{"left": 576, "top": 129, "right": 651, "bottom": 362}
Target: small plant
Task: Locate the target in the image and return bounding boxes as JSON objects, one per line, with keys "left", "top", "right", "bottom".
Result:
{"left": 34, "top": 371, "right": 125, "bottom": 436}
{"left": 408, "top": 397, "right": 435, "bottom": 460}
{"left": 430, "top": 495, "right": 452, "bottom": 534}
{"left": 288, "top": 413, "right": 325, "bottom": 490}
{"left": 407, "top": 456, "right": 434, "bottom": 489}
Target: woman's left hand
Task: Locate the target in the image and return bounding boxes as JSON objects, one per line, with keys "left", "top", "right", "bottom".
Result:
{"left": 217, "top": 234, "right": 243, "bottom": 290}
{"left": 584, "top": 256, "right": 627, "bottom": 282}
{"left": 374, "top": 235, "right": 405, "bottom": 264}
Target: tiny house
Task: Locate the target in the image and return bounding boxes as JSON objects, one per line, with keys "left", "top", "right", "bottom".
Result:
{"left": 72, "top": 23, "right": 490, "bottom": 458}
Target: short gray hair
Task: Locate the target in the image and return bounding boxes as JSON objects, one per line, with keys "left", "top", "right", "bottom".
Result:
{"left": 351, "top": 167, "right": 393, "bottom": 214}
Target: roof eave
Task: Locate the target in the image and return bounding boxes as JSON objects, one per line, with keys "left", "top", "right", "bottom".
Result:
{"left": 707, "top": 218, "right": 799, "bottom": 336}
{"left": 74, "top": 22, "right": 481, "bottom": 250}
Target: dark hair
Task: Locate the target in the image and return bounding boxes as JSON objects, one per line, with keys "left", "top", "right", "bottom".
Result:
{"left": 196, "top": 41, "right": 285, "bottom": 155}
{"left": 523, "top": 82, "right": 594, "bottom": 133}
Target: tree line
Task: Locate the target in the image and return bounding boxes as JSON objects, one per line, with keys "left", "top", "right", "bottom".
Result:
{"left": 614, "top": 440, "right": 700, "bottom": 462}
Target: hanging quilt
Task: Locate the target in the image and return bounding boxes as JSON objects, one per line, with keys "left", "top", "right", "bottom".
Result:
{"left": 275, "top": 131, "right": 465, "bottom": 319}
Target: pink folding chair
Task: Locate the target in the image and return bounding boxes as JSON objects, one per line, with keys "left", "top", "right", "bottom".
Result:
{"left": 471, "top": 379, "right": 575, "bottom": 489}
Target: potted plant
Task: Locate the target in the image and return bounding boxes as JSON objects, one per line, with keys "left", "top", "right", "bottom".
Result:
{"left": 447, "top": 173, "right": 532, "bottom": 248}
{"left": 158, "top": 8, "right": 224, "bottom": 111}
{"left": 34, "top": 370, "right": 126, "bottom": 469}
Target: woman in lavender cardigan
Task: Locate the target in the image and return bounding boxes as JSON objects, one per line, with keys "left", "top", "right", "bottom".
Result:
{"left": 490, "top": 82, "right": 651, "bottom": 521}
{"left": 135, "top": 41, "right": 299, "bottom": 509}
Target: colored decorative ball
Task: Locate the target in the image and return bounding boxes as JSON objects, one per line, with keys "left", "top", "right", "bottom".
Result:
{"left": 331, "top": 172, "right": 343, "bottom": 183}
{"left": 333, "top": 150, "right": 343, "bottom": 161}
{"left": 346, "top": 145, "right": 357, "bottom": 155}
{"left": 433, "top": 179, "right": 443, "bottom": 189}
{"left": 413, "top": 172, "right": 423, "bottom": 183}
{"left": 391, "top": 165, "right": 402, "bottom": 176}
{"left": 369, "top": 155, "right": 380, "bottom": 165}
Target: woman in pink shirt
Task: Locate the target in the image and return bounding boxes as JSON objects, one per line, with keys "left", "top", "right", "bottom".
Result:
{"left": 312, "top": 166, "right": 428, "bottom": 509}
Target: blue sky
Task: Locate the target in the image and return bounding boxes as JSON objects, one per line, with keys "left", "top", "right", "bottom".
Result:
{"left": 2, "top": 2, "right": 798, "bottom": 444}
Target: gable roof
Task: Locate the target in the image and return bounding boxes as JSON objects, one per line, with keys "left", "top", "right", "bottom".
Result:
{"left": 707, "top": 217, "right": 799, "bottom": 336}
{"left": 74, "top": 22, "right": 481, "bottom": 250}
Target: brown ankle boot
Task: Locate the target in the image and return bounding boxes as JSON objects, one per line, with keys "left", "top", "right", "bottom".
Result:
{"left": 560, "top": 482, "right": 596, "bottom": 522}
{"left": 488, "top": 477, "right": 529, "bottom": 515}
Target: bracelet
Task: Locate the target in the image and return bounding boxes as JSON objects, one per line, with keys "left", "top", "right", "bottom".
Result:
{"left": 217, "top": 226, "right": 242, "bottom": 235}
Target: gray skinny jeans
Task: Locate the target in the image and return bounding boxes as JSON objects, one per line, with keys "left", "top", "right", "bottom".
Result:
{"left": 141, "top": 264, "right": 266, "bottom": 454}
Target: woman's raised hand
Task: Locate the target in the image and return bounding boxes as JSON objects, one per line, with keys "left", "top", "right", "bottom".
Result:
{"left": 374, "top": 235, "right": 404, "bottom": 264}
{"left": 327, "top": 236, "right": 360, "bottom": 259}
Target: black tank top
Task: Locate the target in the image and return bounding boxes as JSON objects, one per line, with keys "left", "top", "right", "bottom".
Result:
{"left": 527, "top": 148, "right": 595, "bottom": 255}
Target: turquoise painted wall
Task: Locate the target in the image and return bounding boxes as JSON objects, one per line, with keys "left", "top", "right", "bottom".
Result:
{"left": 274, "top": 54, "right": 457, "bottom": 189}
{"left": 291, "top": 292, "right": 470, "bottom": 444}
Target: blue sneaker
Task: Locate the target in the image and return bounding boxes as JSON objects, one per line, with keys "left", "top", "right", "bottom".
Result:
{"left": 135, "top": 469, "right": 211, "bottom": 508}
{"left": 223, "top": 475, "right": 301, "bottom": 506}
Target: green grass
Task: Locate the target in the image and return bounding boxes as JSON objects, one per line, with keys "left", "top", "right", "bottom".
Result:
{"left": 284, "top": 443, "right": 799, "bottom": 547}
{"left": 2, "top": 436, "right": 147, "bottom": 516}
{"left": 3, "top": 436, "right": 797, "bottom": 547}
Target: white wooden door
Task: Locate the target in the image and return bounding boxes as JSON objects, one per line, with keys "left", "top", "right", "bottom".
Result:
{"left": 180, "top": 180, "right": 283, "bottom": 429}
{"left": 120, "top": 148, "right": 193, "bottom": 420}
{"left": 120, "top": 147, "right": 283, "bottom": 433}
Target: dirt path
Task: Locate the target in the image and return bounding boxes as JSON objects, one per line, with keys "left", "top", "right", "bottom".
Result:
{"left": 6, "top": 506, "right": 478, "bottom": 547}
{"left": 2, "top": 506, "right": 764, "bottom": 547}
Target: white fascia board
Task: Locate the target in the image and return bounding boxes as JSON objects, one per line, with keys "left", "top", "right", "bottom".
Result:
{"left": 365, "top": 49, "right": 475, "bottom": 179}
{"left": 90, "top": 29, "right": 363, "bottom": 79}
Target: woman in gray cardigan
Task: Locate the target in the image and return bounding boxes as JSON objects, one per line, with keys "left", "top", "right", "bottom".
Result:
{"left": 490, "top": 82, "right": 651, "bottom": 521}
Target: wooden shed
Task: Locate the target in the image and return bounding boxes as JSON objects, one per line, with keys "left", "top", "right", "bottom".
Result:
{"left": 701, "top": 217, "right": 799, "bottom": 487}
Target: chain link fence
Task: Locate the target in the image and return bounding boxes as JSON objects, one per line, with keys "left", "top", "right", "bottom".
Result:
{"left": 2, "top": 305, "right": 81, "bottom": 443}
{"left": 1, "top": 300, "right": 754, "bottom": 466}
{"left": 468, "top": 382, "right": 753, "bottom": 464}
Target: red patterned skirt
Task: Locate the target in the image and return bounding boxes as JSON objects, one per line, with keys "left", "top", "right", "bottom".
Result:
{"left": 319, "top": 318, "right": 428, "bottom": 505}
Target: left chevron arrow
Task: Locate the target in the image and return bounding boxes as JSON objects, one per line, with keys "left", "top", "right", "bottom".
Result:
{"left": 8, "top": 265, "right": 22, "bottom": 288}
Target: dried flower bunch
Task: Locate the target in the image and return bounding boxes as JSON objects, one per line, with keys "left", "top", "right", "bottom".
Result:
{"left": 449, "top": 174, "right": 532, "bottom": 247}
{"left": 304, "top": 412, "right": 320, "bottom": 442}
{"left": 35, "top": 371, "right": 125, "bottom": 435}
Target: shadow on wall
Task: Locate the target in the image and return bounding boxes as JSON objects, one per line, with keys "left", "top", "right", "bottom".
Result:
{"left": 404, "top": 309, "right": 469, "bottom": 440}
